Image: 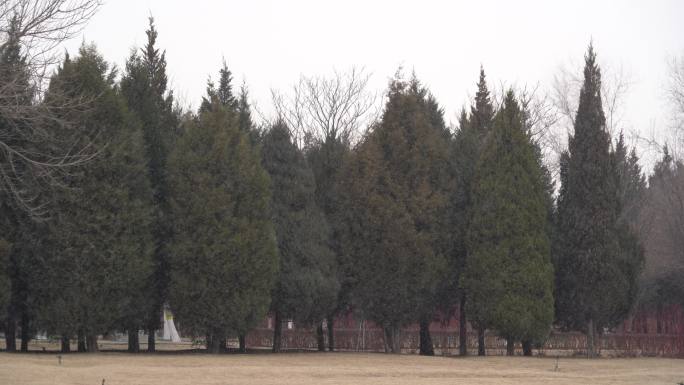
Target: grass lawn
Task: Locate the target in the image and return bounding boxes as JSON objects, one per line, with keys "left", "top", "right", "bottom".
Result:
{"left": 0, "top": 351, "right": 682, "bottom": 385}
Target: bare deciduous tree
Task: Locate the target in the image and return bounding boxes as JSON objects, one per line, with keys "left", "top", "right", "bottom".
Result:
{"left": 628, "top": 54, "right": 684, "bottom": 167}
{"left": 663, "top": 54, "right": 684, "bottom": 159}
{"left": 0, "top": 0, "right": 100, "bottom": 217}
{"left": 269, "top": 66, "right": 380, "bottom": 148}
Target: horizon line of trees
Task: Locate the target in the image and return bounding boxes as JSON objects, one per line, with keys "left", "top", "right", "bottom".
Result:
{"left": 2, "top": 4, "right": 683, "bottom": 358}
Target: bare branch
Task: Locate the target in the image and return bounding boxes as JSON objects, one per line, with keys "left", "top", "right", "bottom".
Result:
{"left": 0, "top": 0, "right": 101, "bottom": 218}
{"left": 269, "top": 66, "right": 380, "bottom": 148}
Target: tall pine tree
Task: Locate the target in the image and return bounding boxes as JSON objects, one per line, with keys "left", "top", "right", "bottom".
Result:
{"left": 0, "top": 19, "right": 41, "bottom": 352}
{"left": 554, "top": 44, "right": 643, "bottom": 357}
{"left": 119, "top": 17, "right": 177, "bottom": 352}
{"left": 261, "top": 121, "right": 338, "bottom": 353}
{"left": 339, "top": 74, "right": 450, "bottom": 353}
{"left": 463, "top": 90, "right": 554, "bottom": 356}
{"left": 167, "top": 92, "right": 278, "bottom": 354}
{"left": 451, "top": 67, "right": 495, "bottom": 356}
{"left": 305, "top": 129, "right": 350, "bottom": 352}
{"left": 34, "top": 44, "right": 155, "bottom": 353}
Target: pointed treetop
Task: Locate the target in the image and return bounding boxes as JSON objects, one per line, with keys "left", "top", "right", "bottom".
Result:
{"left": 139, "top": 16, "right": 170, "bottom": 100}
{"left": 583, "top": 42, "right": 601, "bottom": 98}
{"left": 217, "top": 58, "right": 235, "bottom": 108}
{"left": 144, "top": 17, "right": 160, "bottom": 64}
{"left": 388, "top": 66, "right": 407, "bottom": 96}
{"left": 237, "top": 81, "right": 254, "bottom": 133}
{"left": 574, "top": 42, "right": 606, "bottom": 138}
{"left": 470, "top": 66, "right": 494, "bottom": 131}
{"left": 201, "top": 60, "right": 238, "bottom": 113}
{"left": 497, "top": 88, "right": 523, "bottom": 133}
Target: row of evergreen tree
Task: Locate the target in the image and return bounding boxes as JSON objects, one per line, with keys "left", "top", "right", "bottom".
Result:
{"left": 1, "top": 19, "right": 647, "bottom": 357}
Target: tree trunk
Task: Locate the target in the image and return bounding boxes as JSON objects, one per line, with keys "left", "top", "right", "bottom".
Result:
{"left": 147, "top": 328, "right": 156, "bottom": 352}
{"left": 238, "top": 334, "right": 246, "bottom": 353}
{"left": 208, "top": 333, "right": 224, "bottom": 354}
{"left": 506, "top": 337, "right": 515, "bottom": 356}
{"left": 272, "top": 312, "right": 282, "bottom": 353}
{"left": 4, "top": 317, "right": 16, "bottom": 352}
{"left": 383, "top": 325, "right": 400, "bottom": 353}
{"left": 587, "top": 318, "right": 595, "bottom": 358}
{"left": 86, "top": 335, "right": 98, "bottom": 352}
{"left": 19, "top": 312, "right": 30, "bottom": 352}
{"left": 127, "top": 330, "right": 139, "bottom": 353}
{"left": 383, "top": 326, "right": 392, "bottom": 353}
{"left": 205, "top": 334, "right": 212, "bottom": 351}
{"left": 316, "top": 322, "right": 325, "bottom": 351}
{"left": 327, "top": 317, "right": 334, "bottom": 352}
{"left": 77, "top": 331, "right": 86, "bottom": 352}
{"left": 459, "top": 295, "right": 468, "bottom": 356}
{"left": 477, "top": 327, "right": 485, "bottom": 356}
{"left": 218, "top": 337, "right": 227, "bottom": 353}
{"left": 60, "top": 335, "right": 70, "bottom": 353}
{"left": 19, "top": 312, "right": 31, "bottom": 352}
{"left": 522, "top": 340, "right": 532, "bottom": 356}
{"left": 419, "top": 318, "right": 434, "bottom": 356}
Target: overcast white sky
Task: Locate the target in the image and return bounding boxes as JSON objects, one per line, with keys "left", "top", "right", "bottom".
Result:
{"left": 64, "top": 0, "right": 683, "bottom": 165}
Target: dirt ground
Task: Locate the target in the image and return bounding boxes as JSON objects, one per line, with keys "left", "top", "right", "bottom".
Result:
{"left": 0, "top": 352, "right": 682, "bottom": 385}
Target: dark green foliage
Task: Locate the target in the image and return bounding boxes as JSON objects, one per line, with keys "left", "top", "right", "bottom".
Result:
{"left": 33, "top": 44, "right": 155, "bottom": 346}
{"left": 463, "top": 90, "right": 554, "bottom": 348}
{"left": 237, "top": 83, "right": 252, "bottom": 133}
{"left": 201, "top": 60, "right": 237, "bottom": 113}
{"left": 339, "top": 74, "right": 450, "bottom": 353}
{"left": 0, "top": 21, "right": 43, "bottom": 350}
{"left": 638, "top": 149, "right": 684, "bottom": 310}
{"left": 554, "top": 45, "right": 643, "bottom": 356}
{"left": 167, "top": 96, "right": 278, "bottom": 353}
{"left": 613, "top": 133, "right": 647, "bottom": 227}
{"left": 236, "top": 83, "right": 262, "bottom": 146}
{"left": 261, "top": 121, "right": 338, "bottom": 351}
{"left": 451, "top": 68, "right": 495, "bottom": 355}
{"left": 306, "top": 136, "right": 350, "bottom": 317}
{"left": 119, "top": 17, "right": 178, "bottom": 348}
{"left": 611, "top": 133, "right": 646, "bottom": 319}
{"left": 305, "top": 126, "right": 351, "bottom": 351}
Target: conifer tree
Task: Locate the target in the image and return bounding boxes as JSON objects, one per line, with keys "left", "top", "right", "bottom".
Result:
{"left": 120, "top": 17, "right": 177, "bottom": 352}
{"left": 609, "top": 134, "right": 645, "bottom": 329}
{"left": 34, "top": 44, "right": 155, "bottom": 353}
{"left": 306, "top": 131, "right": 350, "bottom": 351}
{"left": 639, "top": 149, "right": 684, "bottom": 310}
{"left": 339, "top": 74, "right": 450, "bottom": 353}
{"left": 167, "top": 93, "right": 277, "bottom": 354}
{"left": 463, "top": 90, "right": 554, "bottom": 356}
{"left": 261, "top": 121, "right": 338, "bottom": 353}
{"left": 613, "top": 133, "right": 647, "bottom": 227}
{"left": 0, "top": 239, "right": 8, "bottom": 323}
{"left": 452, "top": 67, "right": 495, "bottom": 356}
{"left": 0, "top": 20, "right": 40, "bottom": 352}
{"left": 554, "top": 44, "right": 643, "bottom": 357}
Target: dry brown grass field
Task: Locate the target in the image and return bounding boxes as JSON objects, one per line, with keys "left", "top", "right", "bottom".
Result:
{"left": 0, "top": 351, "right": 682, "bottom": 385}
